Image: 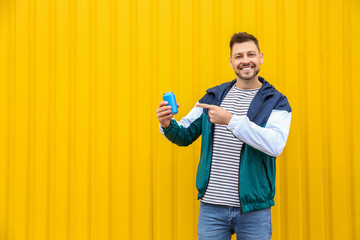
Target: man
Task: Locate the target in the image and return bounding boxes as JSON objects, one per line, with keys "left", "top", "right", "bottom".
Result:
{"left": 156, "top": 32, "right": 291, "bottom": 240}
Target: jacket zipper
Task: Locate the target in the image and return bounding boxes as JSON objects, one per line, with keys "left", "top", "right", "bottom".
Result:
{"left": 238, "top": 151, "right": 243, "bottom": 215}
{"left": 251, "top": 99, "right": 265, "bottom": 121}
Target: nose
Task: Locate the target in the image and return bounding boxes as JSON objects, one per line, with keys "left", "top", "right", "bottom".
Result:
{"left": 241, "top": 56, "right": 250, "bottom": 64}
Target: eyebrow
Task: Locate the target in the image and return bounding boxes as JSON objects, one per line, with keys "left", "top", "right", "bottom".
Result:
{"left": 234, "top": 50, "right": 257, "bottom": 56}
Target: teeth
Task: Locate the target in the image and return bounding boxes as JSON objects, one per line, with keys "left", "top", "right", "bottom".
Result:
{"left": 241, "top": 67, "right": 252, "bottom": 70}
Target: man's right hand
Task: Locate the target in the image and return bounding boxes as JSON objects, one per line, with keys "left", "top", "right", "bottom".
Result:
{"left": 156, "top": 101, "right": 179, "bottom": 129}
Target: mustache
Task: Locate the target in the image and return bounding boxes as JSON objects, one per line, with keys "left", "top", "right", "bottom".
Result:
{"left": 238, "top": 64, "right": 255, "bottom": 69}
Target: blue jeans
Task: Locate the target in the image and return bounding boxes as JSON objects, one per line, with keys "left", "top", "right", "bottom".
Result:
{"left": 197, "top": 201, "right": 272, "bottom": 240}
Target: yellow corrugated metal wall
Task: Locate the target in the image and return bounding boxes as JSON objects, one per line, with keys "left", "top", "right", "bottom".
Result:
{"left": 1, "top": 0, "right": 360, "bottom": 239}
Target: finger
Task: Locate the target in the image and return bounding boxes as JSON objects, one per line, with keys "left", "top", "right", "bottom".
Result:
{"left": 159, "top": 101, "right": 169, "bottom": 107}
{"left": 158, "top": 115, "right": 173, "bottom": 122}
{"left": 159, "top": 105, "right": 172, "bottom": 111}
{"left": 196, "top": 103, "right": 215, "bottom": 109}
{"left": 159, "top": 113, "right": 173, "bottom": 119}
{"left": 157, "top": 110, "right": 172, "bottom": 117}
{"left": 156, "top": 105, "right": 172, "bottom": 114}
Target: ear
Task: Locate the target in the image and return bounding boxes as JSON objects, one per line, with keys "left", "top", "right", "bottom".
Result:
{"left": 229, "top": 57, "right": 234, "bottom": 69}
{"left": 260, "top": 52, "right": 264, "bottom": 64}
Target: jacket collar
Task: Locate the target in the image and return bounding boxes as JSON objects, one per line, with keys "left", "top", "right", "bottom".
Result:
{"left": 206, "top": 76, "right": 275, "bottom": 100}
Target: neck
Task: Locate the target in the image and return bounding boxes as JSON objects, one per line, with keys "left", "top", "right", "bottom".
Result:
{"left": 235, "top": 76, "right": 262, "bottom": 90}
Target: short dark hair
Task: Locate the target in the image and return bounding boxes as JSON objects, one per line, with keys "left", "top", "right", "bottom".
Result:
{"left": 229, "top": 32, "right": 260, "bottom": 55}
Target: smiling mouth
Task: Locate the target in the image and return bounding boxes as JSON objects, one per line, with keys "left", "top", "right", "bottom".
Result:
{"left": 240, "top": 67, "right": 253, "bottom": 71}
{"left": 239, "top": 66, "right": 254, "bottom": 72}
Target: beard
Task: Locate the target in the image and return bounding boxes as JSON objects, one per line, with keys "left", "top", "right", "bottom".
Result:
{"left": 235, "top": 68, "right": 260, "bottom": 80}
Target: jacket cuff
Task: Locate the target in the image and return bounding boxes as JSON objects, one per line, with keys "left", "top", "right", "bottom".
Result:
{"left": 227, "top": 115, "right": 246, "bottom": 131}
{"left": 159, "top": 123, "right": 165, "bottom": 135}
{"left": 159, "top": 119, "right": 176, "bottom": 136}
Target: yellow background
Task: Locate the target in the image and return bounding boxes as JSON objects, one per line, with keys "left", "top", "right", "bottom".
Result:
{"left": 1, "top": 0, "right": 360, "bottom": 239}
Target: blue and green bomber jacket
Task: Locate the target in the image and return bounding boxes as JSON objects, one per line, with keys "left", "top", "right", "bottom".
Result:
{"left": 159, "top": 77, "right": 292, "bottom": 213}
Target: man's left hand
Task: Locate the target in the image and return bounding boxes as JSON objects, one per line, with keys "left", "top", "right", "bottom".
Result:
{"left": 196, "top": 103, "right": 233, "bottom": 125}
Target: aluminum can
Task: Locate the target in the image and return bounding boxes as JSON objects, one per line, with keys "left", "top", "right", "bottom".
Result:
{"left": 163, "top": 92, "right": 178, "bottom": 115}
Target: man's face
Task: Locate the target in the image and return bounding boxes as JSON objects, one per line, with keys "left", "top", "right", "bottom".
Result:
{"left": 229, "top": 41, "right": 264, "bottom": 81}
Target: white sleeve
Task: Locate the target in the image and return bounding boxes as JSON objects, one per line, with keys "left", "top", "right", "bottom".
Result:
{"left": 227, "top": 109, "right": 292, "bottom": 157}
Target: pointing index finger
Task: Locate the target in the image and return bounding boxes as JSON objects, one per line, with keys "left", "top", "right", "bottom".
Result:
{"left": 196, "top": 103, "right": 215, "bottom": 109}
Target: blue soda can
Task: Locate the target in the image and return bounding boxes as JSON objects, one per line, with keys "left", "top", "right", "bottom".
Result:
{"left": 163, "top": 92, "right": 178, "bottom": 115}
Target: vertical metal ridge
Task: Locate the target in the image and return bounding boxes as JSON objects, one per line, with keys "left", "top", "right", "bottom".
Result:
{"left": 108, "top": 0, "right": 118, "bottom": 238}
{"left": 5, "top": 0, "right": 16, "bottom": 239}
{"left": 88, "top": 0, "right": 97, "bottom": 238}
{"left": 351, "top": 3, "right": 360, "bottom": 239}
{"left": 275, "top": 0, "right": 284, "bottom": 88}
{"left": 175, "top": 0, "right": 180, "bottom": 235}
{"left": 212, "top": 0, "right": 216, "bottom": 85}
{"left": 256, "top": 0, "right": 264, "bottom": 40}
{"left": 27, "top": 0, "right": 35, "bottom": 237}
{"left": 319, "top": 0, "right": 333, "bottom": 239}
{"left": 47, "top": 0, "right": 56, "bottom": 238}
{"left": 319, "top": 2, "right": 327, "bottom": 238}
{"left": 171, "top": 1, "right": 177, "bottom": 238}
{"left": 150, "top": 0, "right": 159, "bottom": 238}
{"left": 4, "top": 1, "right": 11, "bottom": 238}
{"left": 343, "top": 1, "right": 355, "bottom": 238}
{"left": 149, "top": 0, "right": 157, "bottom": 238}
{"left": 192, "top": 0, "right": 199, "bottom": 97}
{"left": 275, "top": 0, "right": 288, "bottom": 238}
{"left": 298, "top": 0, "right": 310, "bottom": 238}
{"left": 192, "top": 1, "right": 200, "bottom": 237}
{"left": 6, "top": 1, "right": 16, "bottom": 238}
{"left": 149, "top": 0, "right": 154, "bottom": 236}
{"left": 129, "top": 0, "right": 137, "bottom": 237}
{"left": 234, "top": 0, "right": 241, "bottom": 31}
{"left": 275, "top": 0, "right": 289, "bottom": 239}
{"left": 68, "top": 0, "right": 77, "bottom": 239}
{"left": 213, "top": 0, "right": 221, "bottom": 85}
